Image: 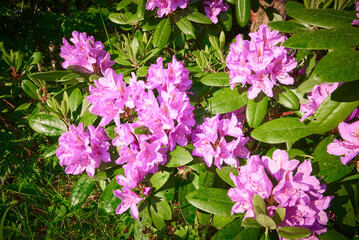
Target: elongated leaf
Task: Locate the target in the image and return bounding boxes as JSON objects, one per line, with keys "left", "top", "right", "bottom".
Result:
{"left": 6, "top": 181, "right": 44, "bottom": 198}
{"left": 318, "top": 229, "right": 349, "bottom": 240}
{"left": 272, "top": 207, "right": 286, "bottom": 225}
{"left": 269, "top": 20, "right": 307, "bottom": 33}
{"left": 150, "top": 171, "right": 170, "bottom": 191}
{"left": 70, "top": 175, "right": 95, "bottom": 210}
{"left": 307, "top": 81, "right": 359, "bottom": 134}
{"left": 235, "top": 0, "right": 251, "bottom": 27}
{"left": 166, "top": 146, "right": 193, "bottom": 167}
{"left": 24, "top": 51, "right": 42, "bottom": 69}
{"left": 216, "top": 166, "right": 238, "bottom": 187}
{"left": 235, "top": 227, "right": 261, "bottom": 240}
{"left": 186, "top": 188, "right": 234, "bottom": 216}
{"left": 187, "top": 11, "right": 212, "bottom": 24}
{"left": 150, "top": 204, "right": 166, "bottom": 229}
{"left": 218, "top": 5, "right": 232, "bottom": 31}
{"left": 251, "top": 118, "right": 311, "bottom": 144}
{"left": 308, "top": 49, "right": 359, "bottom": 84}
{"left": 30, "top": 71, "right": 71, "bottom": 81}
{"left": 109, "top": 13, "right": 128, "bottom": 25}
{"left": 313, "top": 136, "right": 353, "bottom": 183}
{"left": 153, "top": 18, "right": 172, "bottom": 49}
{"left": 179, "top": 180, "right": 197, "bottom": 224}
{"left": 154, "top": 200, "right": 172, "bottom": 220}
{"left": 241, "top": 217, "right": 262, "bottom": 228}
{"left": 212, "top": 215, "right": 235, "bottom": 228}
{"left": 200, "top": 72, "right": 230, "bottom": 87}
{"left": 98, "top": 177, "right": 122, "bottom": 216}
{"left": 208, "top": 87, "right": 247, "bottom": 114}
{"left": 253, "top": 194, "right": 267, "bottom": 216}
{"left": 286, "top": 8, "right": 356, "bottom": 29}
{"left": 134, "top": 204, "right": 151, "bottom": 240}
{"left": 21, "top": 80, "right": 39, "bottom": 99}
{"left": 282, "top": 27, "right": 359, "bottom": 50}
{"left": 278, "top": 226, "right": 311, "bottom": 239}
{"left": 256, "top": 214, "right": 276, "bottom": 229}
{"left": 211, "top": 217, "right": 244, "bottom": 239}
{"left": 68, "top": 88, "right": 82, "bottom": 114}
{"left": 29, "top": 114, "right": 67, "bottom": 136}
{"left": 175, "top": 17, "right": 196, "bottom": 38}
{"left": 246, "top": 96, "right": 268, "bottom": 128}
{"left": 277, "top": 87, "right": 299, "bottom": 110}
{"left": 198, "top": 169, "right": 216, "bottom": 188}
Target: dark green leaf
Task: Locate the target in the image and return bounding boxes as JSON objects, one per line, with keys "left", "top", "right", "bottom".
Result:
{"left": 216, "top": 166, "right": 238, "bottom": 188}
{"left": 153, "top": 18, "right": 172, "bottom": 50}
{"left": 246, "top": 96, "right": 268, "bottom": 128}
{"left": 186, "top": 188, "right": 234, "bottom": 216}
{"left": 208, "top": 87, "right": 247, "bottom": 114}
{"left": 235, "top": 0, "right": 251, "bottom": 27}
{"left": 198, "top": 169, "right": 216, "bottom": 188}
{"left": 79, "top": 111, "right": 98, "bottom": 127}
{"left": 30, "top": 71, "right": 71, "bottom": 81}
{"left": 255, "top": 214, "right": 276, "bottom": 229}
{"left": 278, "top": 226, "right": 311, "bottom": 239}
{"left": 179, "top": 180, "right": 197, "bottom": 224}
{"left": 269, "top": 20, "right": 307, "bottom": 33}
{"left": 235, "top": 227, "right": 261, "bottom": 240}
{"left": 21, "top": 80, "right": 39, "bottom": 99}
{"left": 200, "top": 72, "right": 230, "bottom": 87}
{"left": 150, "top": 171, "right": 170, "bottom": 191}
{"left": 175, "top": 17, "right": 196, "bottom": 39}
{"left": 24, "top": 52, "right": 42, "bottom": 69}
{"left": 251, "top": 118, "right": 311, "bottom": 144}
{"left": 272, "top": 207, "right": 286, "bottom": 225}
{"left": 187, "top": 11, "right": 212, "bottom": 24}
{"left": 218, "top": 5, "right": 233, "bottom": 31}
{"left": 28, "top": 114, "right": 67, "bottom": 137}
{"left": 117, "top": 0, "right": 132, "bottom": 10}
{"left": 6, "top": 181, "right": 44, "bottom": 198}
{"left": 318, "top": 229, "right": 349, "bottom": 240}
{"left": 241, "top": 217, "right": 262, "bottom": 228}
{"left": 69, "top": 175, "right": 95, "bottom": 211}
{"left": 98, "top": 177, "right": 122, "bottom": 216}
{"left": 282, "top": 27, "right": 359, "bottom": 50}
{"left": 109, "top": 13, "right": 129, "bottom": 25}
{"left": 134, "top": 204, "right": 151, "bottom": 240}
{"left": 42, "top": 144, "right": 57, "bottom": 158}
{"left": 198, "top": 211, "right": 212, "bottom": 226}
{"left": 154, "top": 177, "right": 175, "bottom": 201}
{"left": 67, "top": 65, "right": 92, "bottom": 76}
{"left": 134, "top": 125, "right": 152, "bottom": 135}
{"left": 166, "top": 146, "right": 193, "bottom": 167}
{"left": 212, "top": 217, "right": 245, "bottom": 239}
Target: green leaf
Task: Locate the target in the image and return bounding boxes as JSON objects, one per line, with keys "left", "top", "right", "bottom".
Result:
{"left": 218, "top": 5, "right": 233, "bottom": 31}
{"left": 200, "top": 72, "right": 230, "bottom": 87}
{"left": 277, "top": 87, "right": 300, "bottom": 110}
{"left": 286, "top": 8, "right": 356, "bottom": 29}
{"left": 255, "top": 214, "right": 276, "bottom": 229}
{"left": 251, "top": 118, "right": 311, "bottom": 144}
{"left": 166, "top": 146, "right": 193, "bottom": 167}
{"left": 69, "top": 175, "right": 95, "bottom": 211}
{"left": 67, "top": 65, "right": 92, "bottom": 76}
{"left": 252, "top": 194, "right": 267, "bottom": 216}
{"left": 212, "top": 217, "right": 245, "bottom": 239}
{"left": 109, "top": 13, "right": 129, "bottom": 25}
{"left": 307, "top": 81, "right": 359, "bottom": 134}
{"left": 308, "top": 49, "right": 359, "bottom": 84}
{"left": 235, "top": 227, "right": 261, "bottom": 240}
{"left": 278, "top": 226, "right": 311, "bottom": 239}
{"left": 198, "top": 169, "right": 216, "bottom": 188}
{"left": 216, "top": 166, "right": 238, "bottom": 187}
{"left": 28, "top": 114, "right": 67, "bottom": 136}
{"left": 269, "top": 20, "right": 307, "bottom": 33}
{"left": 153, "top": 18, "right": 172, "bottom": 50}
{"left": 134, "top": 125, "right": 152, "bottom": 135}
{"left": 208, "top": 87, "right": 247, "bottom": 114}
{"left": 79, "top": 111, "right": 98, "bottom": 127}
{"left": 21, "top": 80, "right": 39, "bottom": 99}
{"left": 134, "top": 204, "right": 151, "bottom": 240}
{"left": 24, "top": 51, "right": 42, "bottom": 69}
{"left": 212, "top": 215, "right": 235, "bottom": 228}
{"left": 235, "top": 0, "right": 251, "bottom": 27}
{"left": 150, "top": 171, "right": 170, "bottom": 191}
{"left": 98, "top": 177, "right": 122, "bottom": 216}
{"left": 30, "top": 71, "right": 71, "bottom": 81}
{"left": 272, "top": 207, "right": 286, "bottom": 225}
{"left": 187, "top": 11, "right": 212, "bottom": 24}
{"left": 117, "top": 0, "right": 132, "bottom": 10}
{"left": 6, "top": 181, "right": 44, "bottom": 198}
{"left": 68, "top": 88, "right": 82, "bottom": 118}
{"left": 150, "top": 204, "right": 166, "bottom": 230}
{"left": 282, "top": 27, "right": 359, "bottom": 50}
{"left": 175, "top": 17, "right": 196, "bottom": 39}
{"left": 312, "top": 136, "right": 353, "bottom": 183}
{"left": 179, "top": 180, "right": 197, "bottom": 224}
{"left": 241, "top": 217, "right": 262, "bottom": 228}
{"left": 318, "top": 229, "right": 349, "bottom": 240}
{"left": 246, "top": 96, "right": 268, "bottom": 128}
{"left": 186, "top": 188, "right": 234, "bottom": 216}
{"left": 154, "top": 177, "right": 175, "bottom": 201}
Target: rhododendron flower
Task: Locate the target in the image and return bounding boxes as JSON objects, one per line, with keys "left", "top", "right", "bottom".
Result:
{"left": 327, "top": 120, "right": 359, "bottom": 165}
{"left": 352, "top": 1, "right": 359, "bottom": 25}
{"left": 146, "top": 0, "right": 189, "bottom": 18}
{"left": 56, "top": 123, "right": 111, "bottom": 178}
{"left": 60, "top": 31, "right": 114, "bottom": 75}
{"left": 228, "top": 150, "right": 332, "bottom": 238}
{"left": 113, "top": 187, "right": 143, "bottom": 220}
{"left": 226, "top": 25, "right": 297, "bottom": 99}
{"left": 203, "top": 0, "right": 228, "bottom": 24}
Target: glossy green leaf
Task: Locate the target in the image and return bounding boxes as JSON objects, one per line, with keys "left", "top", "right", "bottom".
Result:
{"left": 24, "top": 51, "right": 42, "bottom": 69}
{"left": 253, "top": 194, "right": 267, "bottom": 216}
{"left": 30, "top": 71, "right": 71, "bottom": 81}
{"left": 150, "top": 204, "right": 166, "bottom": 229}
{"left": 286, "top": 8, "right": 356, "bottom": 29}
{"left": 256, "top": 214, "right": 276, "bottom": 229}
{"left": 150, "top": 171, "right": 170, "bottom": 191}
{"left": 154, "top": 200, "right": 172, "bottom": 220}
{"left": 79, "top": 111, "right": 98, "bottom": 127}
{"left": 272, "top": 207, "right": 286, "bottom": 225}
{"left": 198, "top": 169, "right": 216, "bottom": 188}
{"left": 208, "top": 87, "right": 247, "bottom": 114}
{"left": 179, "top": 180, "right": 197, "bottom": 225}
{"left": 200, "top": 72, "right": 230, "bottom": 87}
{"left": 134, "top": 125, "right": 152, "bottom": 135}
{"left": 154, "top": 177, "right": 175, "bottom": 201}
{"left": 318, "top": 229, "right": 349, "bottom": 240}
{"left": 68, "top": 88, "right": 82, "bottom": 117}
{"left": 69, "top": 174, "right": 95, "bottom": 211}
{"left": 218, "top": 5, "right": 233, "bottom": 31}
{"left": 282, "top": 27, "right": 359, "bottom": 50}
{"left": 166, "top": 146, "right": 193, "bottom": 167}
{"left": 117, "top": 0, "right": 132, "bottom": 10}
{"left": 216, "top": 166, "right": 238, "bottom": 187}
{"left": 307, "top": 81, "right": 359, "bottom": 134}
{"left": 211, "top": 217, "right": 244, "bottom": 239}
{"left": 212, "top": 215, "right": 235, "bottom": 228}
{"left": 251, "top": 118, "right": 311, "bottom": 144}
{"left": 153, "top": 18, "right": 172, "bottom": 50}
{"left": 269, "top": 20, "right": 307, "bottom": 33}
{"left": 6, "top": 181, "right": 44, "bottom": 198}
{"left": 98, "top": 177, "right": 122, "bottom": 216}
{"left": 187, "top": 11, "right": 212, "bottom": 24}
{"left": 241, "top": 217, "right": 262, "bottom": 228}
{"left": 308, "top": 49, "right": 359, "bottom": 84}
{"left": 21, "top": 80, "right": 39, "bottom": 99}
{"left": 246, "top": 96, "right": 268, "bottom": 128}
{"left": 312, "top": 136, "right": 353, "bottom": 183}
{"left": 186, "top": 188, "right": 233, "bottom": 216}
{"left": 235, "top": 0, "right": 251, "bottom": 27}
{"left": 175, "top": 17, "right": 196, "bottom": 39}
{"left": 109, "top": 13, "right": 129, "bottom": 25}
{"left": 29, "top": 114, "right": 67, "bottom": 137}
{"left": 67, "top": 65, "right": 92, "bottom": 76}
{"left": 235, "top": 227, "right": 261, "bottom": 240}
{"left": 277, "top": 87, "right": 300, "bottom": 110}
{"left": 278, "top": 226, "right": 311, "bottom": 239}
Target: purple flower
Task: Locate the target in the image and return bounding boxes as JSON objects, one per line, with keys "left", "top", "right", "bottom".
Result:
{"left": 352, "top": 1, "right": 359, "bottom": 25}
{"left": 60, "top": 31, "right": 114, "bottom": 75}
{"left": 327, "top": 120, "right": 359, "bottom": 165}
{"left": 146, "top": 0, "right": 189, "bottom": 18}
{"left": 203, "top": 0, "right": 228, "bottom": 24}
{"left": 262, "top": 149, "right": 299, "bottom": 181}
{"left": 226, "top": 25, "right": 297, "bottom": 99}
{"left": 113, "top": 187, "right": 143, "bottom": 220}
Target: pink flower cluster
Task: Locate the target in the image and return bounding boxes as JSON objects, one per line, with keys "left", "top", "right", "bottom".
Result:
{"left": 56, "top": 123, "right": 111, "bottom": 178}
{"left": 146, "top": 0, "right": 189, "bottom": 18}
{"left": 60, "top": 31, "right": 115, "bottom": 75}
{"left": 228, "top": 150, "right": 332, "bottom": 239}
{"left": 192, "top": 111, "right": 250, "bottom": 169}
{"left": 226, "top": 25, "right": 297, "bottom": 99}
{"left": 203, "top": 0, "right": 228, "bottom": 24}
{"left": 353, "top": 1, "right": 359, "bottom": 25}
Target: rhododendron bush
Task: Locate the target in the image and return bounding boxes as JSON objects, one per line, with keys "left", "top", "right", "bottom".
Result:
{"left": 17, "top": 0, "right": 359, "bottom": 239}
